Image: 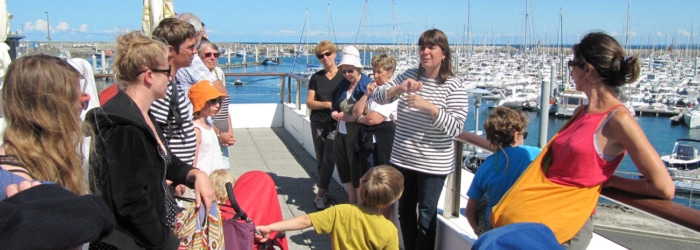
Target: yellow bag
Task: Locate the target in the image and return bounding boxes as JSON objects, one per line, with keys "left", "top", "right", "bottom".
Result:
{"left": 174, "top": 201, "right": 225, "bottom": 250}
{"left": 490, "top": 107, "right": 599, "bottom": 243}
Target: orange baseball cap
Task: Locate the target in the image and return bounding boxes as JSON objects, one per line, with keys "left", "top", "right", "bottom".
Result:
{"left": 188, "top": 80, "right": 226, "bottom": 113}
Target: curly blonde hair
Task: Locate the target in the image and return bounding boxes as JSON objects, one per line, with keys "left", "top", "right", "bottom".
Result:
{"left": 2, "top": 55, "right": 89, "bottom": 194}
{"left": 209, "top": 169, "right": 237, "bottom": 203}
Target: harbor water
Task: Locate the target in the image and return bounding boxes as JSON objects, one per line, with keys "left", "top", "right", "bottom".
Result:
{"left": 208, "top": 54, "right": 700, "bottom": 209}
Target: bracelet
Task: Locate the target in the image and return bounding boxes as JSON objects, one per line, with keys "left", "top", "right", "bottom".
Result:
{"left": 356, "top": 115, "right": 364, "bottom": 123}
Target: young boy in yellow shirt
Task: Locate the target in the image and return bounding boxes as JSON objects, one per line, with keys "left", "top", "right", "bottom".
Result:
{"left": 256, "top": 165, "right": 403, "bottom": 250}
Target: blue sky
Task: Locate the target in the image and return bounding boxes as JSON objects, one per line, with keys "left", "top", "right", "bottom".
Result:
{"left": 7, "top": 0, "right": 700, "bottom": 46}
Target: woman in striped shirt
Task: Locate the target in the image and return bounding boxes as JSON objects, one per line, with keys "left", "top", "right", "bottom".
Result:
{"left": 372, "top": 29, "right": 469, "bottom": 249}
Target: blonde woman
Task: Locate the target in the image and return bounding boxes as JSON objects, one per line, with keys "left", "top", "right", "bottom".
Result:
{"left": 307, "top": 40, "right": 343, "bottom": 209}
{"left": 86, "top": 31, "right": 214, "bottom": 249}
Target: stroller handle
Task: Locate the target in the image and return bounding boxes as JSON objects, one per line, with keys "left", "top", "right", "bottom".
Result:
{"left": 225, "top": 182, "right": 249, "bottom": 221}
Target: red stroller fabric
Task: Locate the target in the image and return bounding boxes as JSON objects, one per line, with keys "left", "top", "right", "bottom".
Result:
{"left": 233, "top": 171, "right": 288, "bottom": 250}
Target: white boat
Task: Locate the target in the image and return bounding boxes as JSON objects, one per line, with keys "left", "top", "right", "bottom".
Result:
{"left": 555, "top": 89, "right": 588, "bottom": 117}
{"left": 683, "top": 110, "right": 700, "bottom": 128}
{"left": 661, "top": 138, "right": 700, "bottom": 171}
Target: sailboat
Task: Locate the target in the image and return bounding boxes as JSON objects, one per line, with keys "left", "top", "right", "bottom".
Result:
{"left": 624, "top": 0, "right": 636, "bottom": 116}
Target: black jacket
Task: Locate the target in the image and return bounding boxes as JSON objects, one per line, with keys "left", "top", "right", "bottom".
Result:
{"left": 86, "top": 90, "right": 192, "bottom": 249}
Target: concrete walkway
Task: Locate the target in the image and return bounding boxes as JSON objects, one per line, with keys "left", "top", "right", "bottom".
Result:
{"left": 227, "top": 127, "right": 348, "bottom": 250}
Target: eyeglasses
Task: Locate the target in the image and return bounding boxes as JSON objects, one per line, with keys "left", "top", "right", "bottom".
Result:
{"left": 567, "top": 60, "right": 583, "bottom": 72}
{"left": 316, "top": 51, "right": 333, "bottom": 59}
{"left": 522, "top": 131, "right": 529, "bottom": 140}
{"left": 203, "top": 52, "right": 220, "bottom": 58}
{"left": 135, "top": 66, "right": 172, "bottom": 79}
{"left": 207, "top": 97, "right": 222, "bottom": 105}
{"left": 341, "top": 69, "right": 356, "bottom": 75}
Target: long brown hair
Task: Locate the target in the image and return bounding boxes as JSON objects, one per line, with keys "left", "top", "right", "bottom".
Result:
{"left": 2, "top": 55, "right": 88, "bottom": 194}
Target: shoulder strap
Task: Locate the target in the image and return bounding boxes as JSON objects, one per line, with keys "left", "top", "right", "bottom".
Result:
{"left": 167, "top": 80, "right": 184, "bottom": 126}
{"left": 0, "top": 155, "right": 37, "bottom": 179}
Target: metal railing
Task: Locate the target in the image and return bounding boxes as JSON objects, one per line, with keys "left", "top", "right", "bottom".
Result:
{"left": 95, "top": 71, "right": 700, "bottom": 233}
{"left": 445, "top": 131, "right": 700, "bottom": 234}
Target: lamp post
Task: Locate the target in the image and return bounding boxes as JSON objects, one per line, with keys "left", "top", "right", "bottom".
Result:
{"left": 45, "top": 11, "right": 51, "bottom": 47}
{"left": 466, "top": 88, "right": 492, "bottom": 136}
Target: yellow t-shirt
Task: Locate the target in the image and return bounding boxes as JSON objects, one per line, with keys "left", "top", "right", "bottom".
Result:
{"left": 308, "top": 204, "right": 398, "bottom": 250}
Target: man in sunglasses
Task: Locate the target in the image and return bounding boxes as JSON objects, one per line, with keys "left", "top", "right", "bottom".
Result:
{"left": 150, "top": 18, "right": 199, "bottom": 168}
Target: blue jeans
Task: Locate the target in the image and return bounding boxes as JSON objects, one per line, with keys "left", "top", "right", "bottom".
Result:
{"left": 396, "top": 166, "right": 447, "bottom": 250}
{"left": 220, "top": 144, "right": 230, "bottom": 168}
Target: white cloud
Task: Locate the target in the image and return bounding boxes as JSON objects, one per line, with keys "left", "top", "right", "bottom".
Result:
{"left": 56, "top": 22, "right": 69, "bottom": 31}
{"left": 101, "top": 27, "right": 130, "bottom": 34}
{"left": 610, "top": 31, "right": 618, "bottom": 37}
{"left": 678, "top": 28, "right": 690, "bottom": 36}
{"left": 22, "top": 20, "right": 89, "bottom": 34}
{"left": 656, "top": 31, "right": 664, "bottom": 37}
{"left": 23, "top": 19, "right": 48, "bottom": 32}
{"left": 261, "top": 30, "right": 297, "bottom": 36}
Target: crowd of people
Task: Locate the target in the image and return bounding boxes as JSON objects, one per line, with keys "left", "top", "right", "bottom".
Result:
{"left": 0, "top": 11, "right": 676, "bottom": 249}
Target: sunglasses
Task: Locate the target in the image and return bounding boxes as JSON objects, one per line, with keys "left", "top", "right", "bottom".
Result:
{"left": 522, "top": 131, "right": 529, "bottom": 140}
{"left": 135, "top": 66, "right": 172, "bottom": 79}
{"left": 567, "top": 60, "right": 583, "bottom": 71}
{"left": 207, "top": 97, "right": 222, "bottom": 105}
{"left": 316, "top": 51, "right": 333, "bottom": 59}
{"left": 341, "top": 69, "right": 356, "bottom": 75}
{"left": 203, "top": 52, "right": 220, "bottom": 58}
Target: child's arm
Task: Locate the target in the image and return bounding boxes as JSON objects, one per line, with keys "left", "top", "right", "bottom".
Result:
{"left": 256, "top": 214, "right": 313, "bottom": 242}
{"left": 465, "top": 198, "right": 481, "bottom": 235}
{"left": 193, "top": 127, "right": 202, "bottom": 167}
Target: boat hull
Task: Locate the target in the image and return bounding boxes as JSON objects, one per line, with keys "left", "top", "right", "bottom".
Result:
{"left": 683, "top": 111, "right": 700, "bottom": 128}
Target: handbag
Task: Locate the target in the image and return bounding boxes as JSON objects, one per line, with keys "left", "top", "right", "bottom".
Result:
{"left": 173, "top": 200, "right": 225, "bottom": 250}
{"left": 490, "top": 107, "right": 597, "bottom": 244}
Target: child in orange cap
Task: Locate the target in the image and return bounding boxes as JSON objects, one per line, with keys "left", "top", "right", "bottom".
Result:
{"left": 188, "top": 80, "right": 228, "bottom": 175}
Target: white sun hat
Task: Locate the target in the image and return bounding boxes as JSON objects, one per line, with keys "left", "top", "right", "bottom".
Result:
{"left": 338, "top": 46, "right": 362, "bottom": 68}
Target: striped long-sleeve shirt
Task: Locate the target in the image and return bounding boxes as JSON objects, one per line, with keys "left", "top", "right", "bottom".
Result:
{"left": 149, "top": 81, "right": 197, "bottom": 166}
{"left": 373, "top": 68, "right": 469, "bottom": 175}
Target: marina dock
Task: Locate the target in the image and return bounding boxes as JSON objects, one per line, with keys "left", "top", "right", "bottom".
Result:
{"left": 635, "top": 106, "right": 685, "bottom": 117}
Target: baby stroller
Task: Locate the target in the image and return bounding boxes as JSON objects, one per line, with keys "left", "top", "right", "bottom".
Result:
{"left": 223, "top": 170, "right": 288, "bottom": 250}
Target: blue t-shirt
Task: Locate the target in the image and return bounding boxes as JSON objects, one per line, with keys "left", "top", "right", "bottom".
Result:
{"left": 0, "top": 168, "right": 31, "bottom": 201}
{"left": 467, "top": 145, "right": 541, "bottom": 219}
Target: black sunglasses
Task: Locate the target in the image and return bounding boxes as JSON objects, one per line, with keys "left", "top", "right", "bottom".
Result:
{"left": 522, "top": 131, "right": 528, "bottom": 140}
{"left": 203, "top": 52, "right": 220, "bottom": 58}
{"left": 567, "top": 60, "right": 583, "bottom": 72}
{"left": 135, "top": 65, "right": 171, "bottom": 78}
{"left": 316, "top": 51, "right": 333, "bottom": 59}
{"left": 207, "top": 97, "right": 222, "bottom": 105}
{"left": 341, "top": 69, "right": 356, "bottom": 74}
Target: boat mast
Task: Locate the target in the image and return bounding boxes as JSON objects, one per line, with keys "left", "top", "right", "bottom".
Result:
{"left": 305, "top": 10, "right": 310, "bottom": 66}
{"left": 391, "top": 0, "right": 403, "bottom": 55}
{"left": 467, "top": 0, "right": 471, "bottom": 55}
{"left": 625, "top": 0, "right": 631, "bottom": 52}
{"left": 559, "top": 8, "right": 565, "bottom": 90}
